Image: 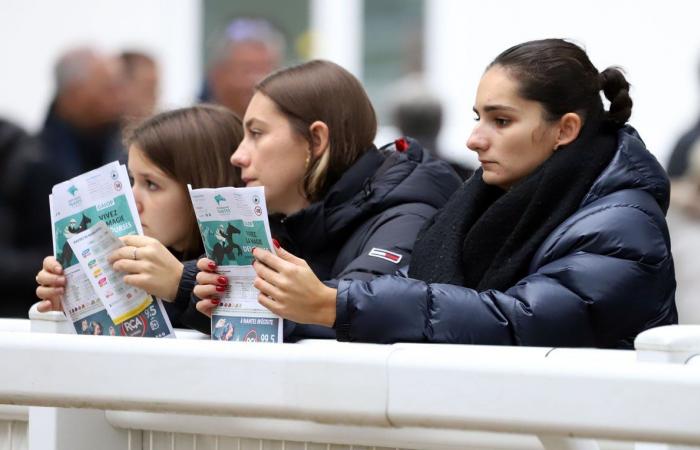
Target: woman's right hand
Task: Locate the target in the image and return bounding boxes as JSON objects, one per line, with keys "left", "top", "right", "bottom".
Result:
{"left": 193, "top": 257, "right": 226, "bottom": 318}
{"left": 35, "top": 256, "right": 66, "bottom": 312}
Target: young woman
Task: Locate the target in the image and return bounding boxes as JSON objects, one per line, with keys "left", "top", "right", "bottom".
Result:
{"left": 233, "top": 39, "right": 677, "bottom": 348}
{"left": 191, "top": 60, "right": 461, "bottom": 340}
{"left": 35, "top": 104, "right": 243, "bottom": 326}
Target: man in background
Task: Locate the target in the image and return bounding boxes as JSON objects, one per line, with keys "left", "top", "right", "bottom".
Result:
{"left": 205, "top": 18, "right": 285, "bottom": 117}
{"left": 38, "top": 47, "right": 125, "bottom": 179}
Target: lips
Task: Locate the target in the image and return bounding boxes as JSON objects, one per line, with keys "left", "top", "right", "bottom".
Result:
{"left": 242, "top": 177, "right": 258, "bottom": 186}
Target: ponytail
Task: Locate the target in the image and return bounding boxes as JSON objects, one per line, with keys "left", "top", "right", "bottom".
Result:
{"left": 599, "top": 67, "right": 633, "bottom": 126}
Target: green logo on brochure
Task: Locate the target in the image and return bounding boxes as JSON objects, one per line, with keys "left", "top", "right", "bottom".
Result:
{"left": 68, "top": 185, "right": 78, "bottom": 196}
{"left": 214, "top": 194, "right": 226, "bottom": 205}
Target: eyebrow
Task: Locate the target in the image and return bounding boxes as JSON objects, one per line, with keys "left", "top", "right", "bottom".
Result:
{"left": 244, "top": 117, "right": 267, "bottom": 128}
{"left": 473, "top": 104, "right": 519, "bottom": 114}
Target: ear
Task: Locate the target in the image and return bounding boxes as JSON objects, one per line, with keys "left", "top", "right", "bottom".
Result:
{"left": 308, "top": 121, "right": 330, "bottom": 159}
{"left": 554, "top": 112, "right": 582, "bottom": 149}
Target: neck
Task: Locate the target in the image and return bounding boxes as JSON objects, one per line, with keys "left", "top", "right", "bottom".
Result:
{"left": 273, "top": 195, "right": 310, "bottom": 217}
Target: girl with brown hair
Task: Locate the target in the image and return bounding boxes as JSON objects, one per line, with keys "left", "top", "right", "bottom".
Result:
{"left": 35, "top": 104, "right": 243, "bottom": 325}
{"left": 191, "top": 60, "right": 461, "bottom": 340}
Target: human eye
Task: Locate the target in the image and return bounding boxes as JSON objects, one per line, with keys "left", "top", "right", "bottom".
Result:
{"left": 494, "top": 117, "right": 510, "bottom": 127}
{"left": 247, "top": 127, "right": 262, "bottom": 138}
{"left": 146, "top": 179, "right": 159, "bottom": 191}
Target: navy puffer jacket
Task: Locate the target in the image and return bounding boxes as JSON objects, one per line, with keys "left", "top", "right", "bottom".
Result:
{"left": 180, "top": 138, "right": 462, "bottom": 339}
{"left": 334, "top": 127, "right": 677, "bottom": 348}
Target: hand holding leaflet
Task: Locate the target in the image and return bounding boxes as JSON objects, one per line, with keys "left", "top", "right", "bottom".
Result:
{"left": 189, "top": 185, "right": 282, "bottom": 343}
{"left": 49, "top": 161, "right": 174, "bottom": 338}
{"left": 69, "top": 222, "right": 152, "bottom": 324}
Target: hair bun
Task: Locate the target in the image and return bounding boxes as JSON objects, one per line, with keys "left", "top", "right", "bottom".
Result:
{"left": 599, "top": 67, "right": 633, "bottom": 126}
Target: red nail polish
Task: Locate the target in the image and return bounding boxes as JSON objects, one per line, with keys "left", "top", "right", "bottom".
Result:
{"left": 217, "top": 276, "right": 228, "bottom": 285}
{"left": 208, "top": 261, "right": 217, "bottom": 270}
{"left": 216, "top": 285, "right": 226, "bottom": 292}
{"left": 211, "top": 299, "right": 220, "bottom": 305}
{"left": 273, "top": 238, "right": 280, "bottom": 249}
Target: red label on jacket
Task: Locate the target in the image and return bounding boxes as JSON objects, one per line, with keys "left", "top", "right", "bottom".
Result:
{"left": 368, "top": 248, "right": 403, "bottom": 263}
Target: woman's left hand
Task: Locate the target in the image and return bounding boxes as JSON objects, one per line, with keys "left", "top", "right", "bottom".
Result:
{"left": 253, "top": 245, "right": 337, "bottom": 327}
{"left": 108, "top": 235, "right": 184, "bottom": 301}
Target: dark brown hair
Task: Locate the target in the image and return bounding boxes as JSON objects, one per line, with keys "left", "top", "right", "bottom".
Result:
{"left": 256, "top": 60, "right": 377, "bottom": 202}
{"left": 124, "top": 104, "right": 243, "bottom": 258}
{"left": 489, "top": 39, "right": 633, "bottom": 127}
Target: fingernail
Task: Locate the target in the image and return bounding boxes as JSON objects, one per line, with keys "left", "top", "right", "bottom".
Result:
{"left": 273, "top": 238, "right": 280, "bottom": 249}
{"left": 208, "top": 261, "right": 217, "bottom": 270}
{"left": 211, "top": 299, "right": 220, "bottom": 305}
{"left": 217, "top": 276, "right": 227, "bottom": 285}
{"left": 54, "top": 265, "right": 62, "bottom": 273}
{"left": 215, "top": 285, "right": 226, "bottom": 292}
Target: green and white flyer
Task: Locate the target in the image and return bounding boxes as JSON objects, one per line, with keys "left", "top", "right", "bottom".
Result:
{"left": 50, "top": 161, "right": 174, "bottom": 338}
{"left": 189, "top": 185, "right": 282, "bottom": 343}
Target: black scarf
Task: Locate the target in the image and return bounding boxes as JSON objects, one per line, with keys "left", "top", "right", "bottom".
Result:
{"left": 408, "top": 120, "right": 618, "bottom": 291}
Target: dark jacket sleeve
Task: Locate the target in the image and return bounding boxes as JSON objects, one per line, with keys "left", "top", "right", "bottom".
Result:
{"left": 286, "top": 203, "right": 439, "bottom": 341}
{"left": 334, "top": 203, "right": 677, "bottom": 348}
{"left": 177, "top": 260, "right": 212, "bottom": 334}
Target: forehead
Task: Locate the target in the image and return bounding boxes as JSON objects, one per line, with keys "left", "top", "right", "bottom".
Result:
{"left": 244, "top": 92, "right": 285, "bottom": 123}
{"left": 474, "top": 66, "right": 522, "bottom": 106}
{"left": 127, "top": 145, "right": 168, "bottom": 177}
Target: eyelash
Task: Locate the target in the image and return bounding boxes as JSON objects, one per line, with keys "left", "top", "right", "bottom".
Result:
{"left": 146, "top": 180, "right": 159, "bottom": 191}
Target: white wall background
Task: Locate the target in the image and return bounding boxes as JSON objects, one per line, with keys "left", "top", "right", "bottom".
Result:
{"left": 0, "top": 0, "right": 201, "bottom": 132}
{"left": 425, "top": 0, "right": 700, "bottom": 167}
{"left": 1, "top": 0, "right": 697, "bottom": 169}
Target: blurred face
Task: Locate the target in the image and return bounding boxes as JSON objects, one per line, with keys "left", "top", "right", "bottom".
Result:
{"left": 231, "top": 92, "right": 310, "bottom": 215}
{"left": 123, "top": 60, "right": 158, "bottom": 120}
{"left": 128, "top": 145, "right": 192, "bottom": 251}
{"left": 211, "top": 42, "right": 279, "bottom": 117}
{"left": 75, "top": 57, "right": 125, "bottom": 128}
{"left": 467, "top": 66, "right": 560, "bottom": 190}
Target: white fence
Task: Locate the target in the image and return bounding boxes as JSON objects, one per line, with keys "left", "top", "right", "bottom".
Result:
{"left": 1, "top": 305, "right": 700, "bottom": 450}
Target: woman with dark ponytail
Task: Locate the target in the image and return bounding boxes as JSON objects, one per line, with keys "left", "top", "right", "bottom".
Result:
{"left": 239, "top": 39, "right": 677, "bottom": 348}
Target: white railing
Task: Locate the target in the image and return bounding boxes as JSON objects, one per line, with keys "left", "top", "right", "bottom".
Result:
{"left": 1, "top": 307, "right": 699, "bottom": 450}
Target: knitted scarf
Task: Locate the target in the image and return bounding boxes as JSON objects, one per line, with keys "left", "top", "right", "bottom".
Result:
{"left": 408, "top": 120, "right": 618, "bottom": 291}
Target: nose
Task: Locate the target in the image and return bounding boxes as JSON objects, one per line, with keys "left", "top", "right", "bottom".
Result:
{"left": 132, "top": 187, "right": 144, "bottom": 215}
{"left": 466, "top": 123, "right": 488, "bottom": 153}
{"left": 231, "top": 142, "right": 250, "bottom": 168}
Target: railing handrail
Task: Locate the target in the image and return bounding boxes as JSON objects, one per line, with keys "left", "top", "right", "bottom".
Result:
{"left": 1, "top": 330, "right": 700, "bottom": 446}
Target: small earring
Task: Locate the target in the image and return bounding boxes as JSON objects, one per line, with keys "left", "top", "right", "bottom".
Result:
{"left": 305, "top": 150, "right": 312, "bottom": 168}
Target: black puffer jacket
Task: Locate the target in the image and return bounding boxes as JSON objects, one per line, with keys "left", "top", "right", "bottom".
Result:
{"left": 334, "top": 127, "right": 677, "bottom": 348}
{"left": 179, "top": 139, "right": 462, "bottom": 340}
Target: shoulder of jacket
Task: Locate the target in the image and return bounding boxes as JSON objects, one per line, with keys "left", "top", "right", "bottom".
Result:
{"left": 532, "top": 189, "right": 668, "bottom": 267}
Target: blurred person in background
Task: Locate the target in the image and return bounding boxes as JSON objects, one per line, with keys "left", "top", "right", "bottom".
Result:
{"left": 204, "top": 18, "right": 285, "bottom": 117}
{"left": 667, "top": 139, "right": 700, "bottom": 324}
{"left": 39, "top": 47, "right": 125, "bottom": 179}
{"left": 388, "top": 74, "right": 474, "bottom": 180}
{"left": 667, "top": 58, "right": 700, "bottom": 179}
{"left": 0, "top": 118, "right": 46, "bottom": 317}
{"left": 119, "top": 50, "right": 159, "bottom": 125}
{"left": 14, "top": 48, "right": 127, "bottom": 301}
